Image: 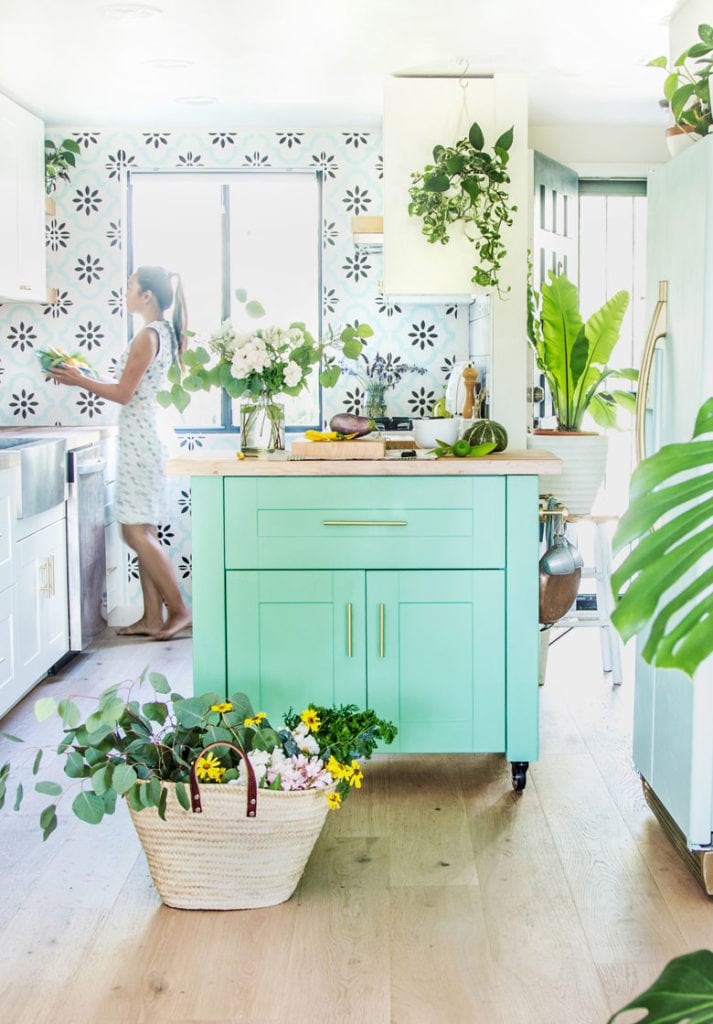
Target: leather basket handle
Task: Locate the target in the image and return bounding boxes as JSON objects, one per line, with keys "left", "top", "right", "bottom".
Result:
{"left": 189, "top": 741, "right": 257, "bottom": 818}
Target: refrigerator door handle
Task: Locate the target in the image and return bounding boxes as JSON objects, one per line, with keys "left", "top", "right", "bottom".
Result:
{"left": 636, "top": 279, "right": 668, "bottom": 464}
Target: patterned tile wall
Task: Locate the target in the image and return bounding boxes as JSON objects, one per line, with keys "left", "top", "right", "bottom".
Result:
{"left": 0, "top": 126, "right": 465, "bottom": 610}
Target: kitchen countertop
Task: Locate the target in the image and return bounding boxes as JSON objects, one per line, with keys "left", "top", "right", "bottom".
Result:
{"left": 166, "top": 448, "right": 561, "bottom": 476}
{"left": 0, "top": 424, "right": 117, "bottom": 449}
{"left": 0, "top": 425, "right": 117, "bottom": 472}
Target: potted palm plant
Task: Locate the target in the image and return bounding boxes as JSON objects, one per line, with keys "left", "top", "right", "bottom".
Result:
{"left": 526, "top": 271, "right": 638, "bottom": 514}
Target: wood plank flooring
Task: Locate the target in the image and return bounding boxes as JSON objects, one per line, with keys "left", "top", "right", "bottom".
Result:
{"left": 0, "top": 626, "right": 710, "bottom": 1024}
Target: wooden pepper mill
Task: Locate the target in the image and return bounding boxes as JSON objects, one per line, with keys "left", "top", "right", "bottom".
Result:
{"left": 461, "top": 364, "right": 479, "bottom": 418}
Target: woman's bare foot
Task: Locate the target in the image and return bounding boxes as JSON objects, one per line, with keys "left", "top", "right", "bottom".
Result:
{"left": 152, "top": 612, "right": 192, "bottom": 641}
{"left": 117, "top": 617, "right": 164, "bottom": 637}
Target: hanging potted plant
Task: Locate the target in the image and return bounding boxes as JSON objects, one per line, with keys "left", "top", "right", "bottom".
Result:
{"left": 526, "top": 271, "right": 638, "bottom": 514}
{"left": 407, "top": 120, "right": 517, "bottom": 295}
{"left": 43, "top": 136, "right": 81, "bottom": 215}
{"left": 648, "top": 22, "right": 713, "bottom": 156}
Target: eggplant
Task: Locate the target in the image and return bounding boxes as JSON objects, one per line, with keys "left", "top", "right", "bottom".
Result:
{"left": 329, "top": 413, "right": 377, "bottom": 437}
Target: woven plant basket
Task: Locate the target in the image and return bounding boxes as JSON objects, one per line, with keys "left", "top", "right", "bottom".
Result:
{"left": 128, "top": 742, "right": 331, "bottom": 911}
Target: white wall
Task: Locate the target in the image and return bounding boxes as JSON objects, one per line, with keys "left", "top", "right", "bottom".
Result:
{"left": 529, "top": 124, "right": 668, "bottom": 177}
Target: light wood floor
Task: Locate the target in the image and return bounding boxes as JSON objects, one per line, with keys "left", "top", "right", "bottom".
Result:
{"left": 0, "top": 625, "right": 710, "bottom": 1024}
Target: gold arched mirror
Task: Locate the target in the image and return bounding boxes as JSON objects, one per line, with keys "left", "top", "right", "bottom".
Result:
{"left": 635, "top": 280, "right": 668, "bottom": 463}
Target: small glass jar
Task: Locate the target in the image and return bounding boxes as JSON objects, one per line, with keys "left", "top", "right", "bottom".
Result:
{"left": 364, "top": 380, "right": 387, "bottom": 419}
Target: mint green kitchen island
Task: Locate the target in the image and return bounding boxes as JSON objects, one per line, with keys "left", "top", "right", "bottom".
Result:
{"left": 167, "top": 449, "right": 560, "bottom": 790}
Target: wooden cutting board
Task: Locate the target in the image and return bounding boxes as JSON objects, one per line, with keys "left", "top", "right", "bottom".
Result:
{"left": 291, "top": 438, "right": 386, "bottom": 459}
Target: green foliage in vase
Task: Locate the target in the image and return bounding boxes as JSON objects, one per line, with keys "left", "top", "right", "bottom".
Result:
{"left": 611, "top": 397, "right": 713, "bottom": 678}
{"left": 407, "top": 120, "right": 517, "bottom": 293}
{"left": 157, "top": 290, "right": 372, "bottom": 412}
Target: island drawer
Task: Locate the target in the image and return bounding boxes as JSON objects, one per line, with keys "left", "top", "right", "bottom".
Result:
{"left": 223, "top": 476, "right": 506, "bottom": 569}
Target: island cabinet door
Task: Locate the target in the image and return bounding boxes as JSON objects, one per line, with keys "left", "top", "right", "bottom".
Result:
{"left": 225, "top": 569, "right": 366, "bottom": 722}
{"left": 365, "top": 570, "right": 505, "bottom": 753}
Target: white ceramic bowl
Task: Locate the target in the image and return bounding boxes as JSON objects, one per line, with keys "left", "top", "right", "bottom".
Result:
{"left": 412, "top": 417, "right": 459, "bottom": 449}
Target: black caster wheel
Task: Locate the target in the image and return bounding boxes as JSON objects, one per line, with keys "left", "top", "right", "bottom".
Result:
{"left": 511, "top": 761, "right": 529, "bottom": 791}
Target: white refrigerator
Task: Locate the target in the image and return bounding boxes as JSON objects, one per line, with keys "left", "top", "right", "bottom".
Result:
{"left": 633, "top": 134, "right": 713, "bottom": 886}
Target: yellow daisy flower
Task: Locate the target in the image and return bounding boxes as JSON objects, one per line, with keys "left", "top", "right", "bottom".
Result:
{"left": 210, "top": 702, "right": 233, "bottom": 714}
{"left": 300, "top": 708, "right": 321, "bottom": 733}
{"left": 326, "top": 791, "right": 342, "bottom": 811}
{"left": 326, "top": 755, "right": 346, "bottom": 779}
{"left": 196, "top": 752, "right": 223, "bottom": 781}
{"left": 244, "top": 712, "right": 267, "bottom": 727}
{"left": 347, "top": 760, "right": 363, "bottom": 789}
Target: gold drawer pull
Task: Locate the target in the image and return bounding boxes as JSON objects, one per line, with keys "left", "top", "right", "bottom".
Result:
{"left": 347, "top": 602, "right": 353, "bottom": 658}
{"left": 40, "top": 558, "right": 51, "bottom": 596}
{"left": 322, "top": 520, "right": 407, "bottom": 527}
{"left": 379, "top": 603, "right": 385, "bottom": 658}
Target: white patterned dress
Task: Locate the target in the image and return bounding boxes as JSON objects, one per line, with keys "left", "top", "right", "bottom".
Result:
{"left": 114, "top": 319, "right": 176, "bottom": 526}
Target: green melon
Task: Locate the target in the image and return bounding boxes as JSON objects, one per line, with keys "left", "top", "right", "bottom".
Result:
{"left": 462, "top": 419, "right": 508, "bottom": 452}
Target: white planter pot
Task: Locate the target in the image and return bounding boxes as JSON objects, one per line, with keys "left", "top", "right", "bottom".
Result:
{"left": 526, "top": 432, "right": 609, "bottom": 515}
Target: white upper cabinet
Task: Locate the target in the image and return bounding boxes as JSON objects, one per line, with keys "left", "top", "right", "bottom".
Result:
{"left": 0, "top": 92, "right": 46, "bottom": 303}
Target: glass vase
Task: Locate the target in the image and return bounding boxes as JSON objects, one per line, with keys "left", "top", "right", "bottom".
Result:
{"left": 364, "top": 380, "right": 387, "bottom": 419}
{"left": 240, "top": 397, "right": 285, "bottom": 454}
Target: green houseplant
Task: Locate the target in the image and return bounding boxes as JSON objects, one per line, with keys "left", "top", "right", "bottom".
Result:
{"left": 158, "top": 289, "right": 371, "bottom": 451}
{"left": 649, "top": 22, "right": 713, "bottom": 141}
{"left": 0, "top": 669, "right": 396, "bottom": 908}
{"left": 407, "top": 120, "right": 517, "bottom": 294}
{"left": 526, "top": 271, "right": 637, "bottom": 514}
{"left": 608, "top": 948, "right": 713, "bottom": 1023}
{"left": 44, "top": 136, "right": 81, "bottom": 195}
{"left": 0, "top": 669, "right": 396, "bottom": 837}
{"left": 611, "top": 396, "right": 713, "bottom": 678}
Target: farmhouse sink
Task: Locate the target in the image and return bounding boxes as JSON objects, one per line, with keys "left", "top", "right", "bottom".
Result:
{"left": 0, "top": 436, "right": 67, "bottom": 517}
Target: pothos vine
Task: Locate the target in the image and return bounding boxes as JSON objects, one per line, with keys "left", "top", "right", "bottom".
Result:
{"left": 407, "top": 120, "right": 517, "bottom": 294}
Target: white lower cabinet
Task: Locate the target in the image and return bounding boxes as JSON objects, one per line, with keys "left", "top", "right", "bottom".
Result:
{"left": 104, "top": 519, "right": 124, "bottom": 623}
{"left": 4, "top": 517, "right": 68, "bottom": 717}
{"left": 0, "top": 586, "right": 15, "bottom": 698}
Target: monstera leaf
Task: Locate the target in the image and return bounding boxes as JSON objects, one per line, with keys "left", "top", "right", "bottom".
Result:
{"left": 611, "top": 397, "right": 713, "bottom": 677}
{"left": 608, "top": 949, "right": 713, "bottom": 1023}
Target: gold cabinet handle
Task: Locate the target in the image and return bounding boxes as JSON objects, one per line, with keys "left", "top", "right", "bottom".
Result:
{"left": 635, "top": 280, "right": 668, "bottom": 464}
{"left": 50, "top": 554, "right": 55, "bottom": 597}
{"left": 379, "top": 603, "right": 385, "bottom": 658}
{"left": 346, "top": 602, "right": 353, "bottom": 657}
{"left": 40, "top": 558, "right": 51, "bottom": 596}
{"left": 322, "top": 520, "right": 407, "bottom": 527}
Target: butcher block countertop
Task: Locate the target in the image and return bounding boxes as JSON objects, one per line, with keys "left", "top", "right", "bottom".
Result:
{"left": 166, "top": 448, "right": 561, "bottom": 477}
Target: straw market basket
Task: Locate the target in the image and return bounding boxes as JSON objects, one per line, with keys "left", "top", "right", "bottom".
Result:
{"left": 128, "top": 742, "right": 331, "bottom": 910}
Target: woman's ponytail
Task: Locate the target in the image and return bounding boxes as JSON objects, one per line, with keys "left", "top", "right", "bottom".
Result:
{"left": 169, "top": 272, "right": 189, "bottom": 357}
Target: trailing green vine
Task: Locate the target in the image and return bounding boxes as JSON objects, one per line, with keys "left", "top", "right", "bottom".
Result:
{"left": 408, "top": 121, "right": 516, "bottom": 293}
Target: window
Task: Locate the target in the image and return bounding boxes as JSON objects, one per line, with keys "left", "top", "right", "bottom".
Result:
{"left": 128, "top": 170, "right": 322, "bottom": 431}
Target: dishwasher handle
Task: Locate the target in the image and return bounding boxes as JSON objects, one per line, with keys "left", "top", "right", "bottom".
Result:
{"left": 74, "top": 457, "right": 107, "bottom": 477}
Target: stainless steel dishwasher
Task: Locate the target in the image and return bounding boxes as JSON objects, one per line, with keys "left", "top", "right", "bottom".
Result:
{"left": 66, "top": 440, "right": 107, "bottom": 651}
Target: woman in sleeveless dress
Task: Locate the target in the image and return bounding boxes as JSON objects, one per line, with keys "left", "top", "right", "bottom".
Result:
{"left": 49, "top": 265, "right": 191, "bottom": 641}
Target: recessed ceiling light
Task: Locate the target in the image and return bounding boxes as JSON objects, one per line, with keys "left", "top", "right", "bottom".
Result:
{"left": 173, "top": 95, "right": 218, "bottom": 106}
{"left": 144, "top": 58, "right": 194, "bottom": 71}
{"left": 103, "top": 4, "right": 163, "bottom": 20}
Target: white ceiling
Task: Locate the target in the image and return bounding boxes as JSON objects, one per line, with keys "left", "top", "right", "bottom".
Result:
{"left": 0, "top": 0, "right": 680, "bottom": 129}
